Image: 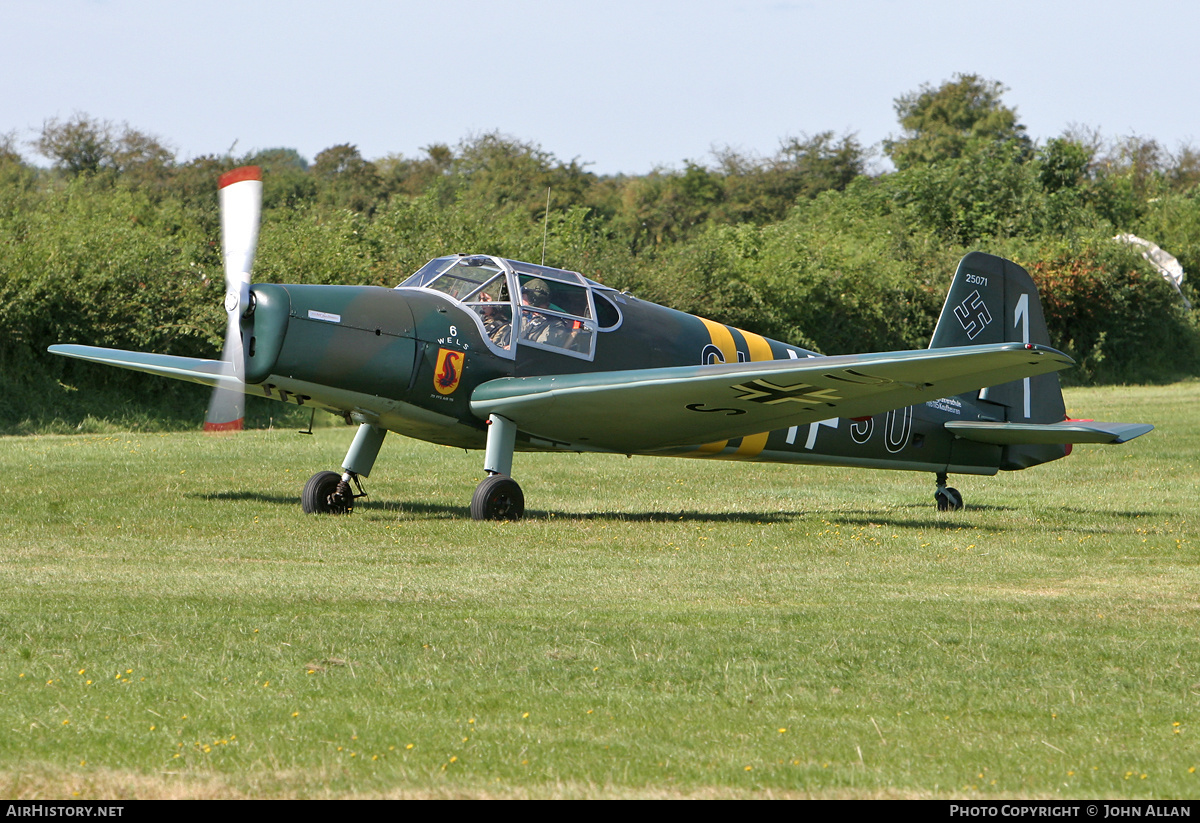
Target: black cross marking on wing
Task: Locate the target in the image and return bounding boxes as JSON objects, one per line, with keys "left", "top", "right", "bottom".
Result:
{"left": 731, "top": 379, "right": 842, "bottom": 405}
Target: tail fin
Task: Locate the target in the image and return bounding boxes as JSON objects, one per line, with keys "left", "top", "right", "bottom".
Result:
{"left": 931, "top": 253, "right": 1069, "bottom": 470}
{"left": 930, "top": 252, "right": 1066, "bottom": 425}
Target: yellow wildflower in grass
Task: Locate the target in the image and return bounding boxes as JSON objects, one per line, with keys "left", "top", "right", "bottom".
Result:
{"left": 778, "top": 728, "right": 787, "bottom": 734}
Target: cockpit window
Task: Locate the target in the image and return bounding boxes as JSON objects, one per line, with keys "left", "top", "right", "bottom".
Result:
{"left": 463, "top": 274, "right": 513, "bottom": 350}
{"left": 517, "top": 274, "right": 595, "bottom": 356}
{"left": 399, "top": 256, "right": 457, "bottom": 288}
{"left": 420, "top": 257, "right": 504, "bottom": 300}
{"left": 398, "top": 255, "right": 601, "bottom": 359}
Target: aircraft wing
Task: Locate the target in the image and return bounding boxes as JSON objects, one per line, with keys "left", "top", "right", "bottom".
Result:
{"left": 49, "top": 345, "right": 241, "bottom": 391}
{"left": 471, "top": 343, "right": 1075, "bottom": 452}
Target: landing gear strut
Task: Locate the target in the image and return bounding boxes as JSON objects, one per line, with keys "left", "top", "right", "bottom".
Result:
{"left": 302, "top": 422, "right": 386, "bottom": 515}
{"left": 934, "top": 471, "right": 963, "bottom": 511}
{"left": 471, "top": 413, "right": 524, "bottom": 521}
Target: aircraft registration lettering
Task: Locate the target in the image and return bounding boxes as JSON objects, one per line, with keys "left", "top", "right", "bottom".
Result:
{"left": 884, "top": 406, "right": 913, "bottom": 453}
{"left": 848, "top": 408, "right": 913, "bottom": 452}
{"left": 685, "top": 403, "right": 745, "bottom": 415}
{"left": 801, "top": 417, "right": 838, "bottom": 448}
{"left": 698, "top": 318, "right": 737, "bottom": 364}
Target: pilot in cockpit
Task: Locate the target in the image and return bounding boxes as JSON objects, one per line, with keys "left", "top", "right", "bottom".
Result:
{"left": 520, "top": 279, "right": 573, "bottom": 347}
{"left": 479, "top": 287, "right": 512, "bottom": 349}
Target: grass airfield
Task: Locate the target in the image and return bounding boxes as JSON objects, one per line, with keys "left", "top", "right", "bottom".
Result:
{"left": 1, "top": 382, "right": 1196, "bottom": 799}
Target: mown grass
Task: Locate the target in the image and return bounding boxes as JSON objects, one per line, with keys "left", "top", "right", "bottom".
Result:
{"left": 1, "top": 382, "right": 1196, "bottom": 799}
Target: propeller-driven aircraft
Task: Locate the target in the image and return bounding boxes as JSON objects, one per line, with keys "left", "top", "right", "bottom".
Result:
{"left": 50, "top": 167, "right": 1152, "bottom": 519}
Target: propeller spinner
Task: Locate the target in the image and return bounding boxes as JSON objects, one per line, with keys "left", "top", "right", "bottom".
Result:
{"left": 204, "top": 166, "right": 262, "bottom": 432}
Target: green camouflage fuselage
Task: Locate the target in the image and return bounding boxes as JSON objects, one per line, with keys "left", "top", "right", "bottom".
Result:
{"left": 242, "top": 275, "right": 1046, "bottom": 478}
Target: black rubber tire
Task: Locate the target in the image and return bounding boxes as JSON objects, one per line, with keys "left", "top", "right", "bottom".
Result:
{"left": 302, "top": 470, "right": 351, "bottom": 514}
{"left": 470, "top": 474, "right": 524, "bottom": 521}
{"left": 935, "top": 487, "right": 963, "bottom": 512}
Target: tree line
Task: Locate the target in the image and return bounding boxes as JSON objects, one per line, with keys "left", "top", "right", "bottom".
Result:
{"left": 2, "top": 73, "right": 1198, "bottom": 432}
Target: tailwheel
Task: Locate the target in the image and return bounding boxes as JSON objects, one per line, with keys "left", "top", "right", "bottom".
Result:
{"left": 934, "top": 472, "right": 963, "bottom": 512}
{"left": 471, "top": 474, "right": 524, "bottom": 521}
{"left": 302, "top": 470, "right": 360, "bottom": 514}
{"left": 935, "top": 487, "right": 963, "bottom": 511}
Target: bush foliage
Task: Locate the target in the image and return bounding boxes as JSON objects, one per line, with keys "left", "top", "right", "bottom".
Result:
{"left": 3, "top": 76, "right": 1199, "bottom": 431}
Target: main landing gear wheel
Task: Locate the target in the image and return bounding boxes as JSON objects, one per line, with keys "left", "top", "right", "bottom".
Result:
{"left": 302, "top": 470, "right": 353, "bottom": 514}
{"left": 471, "top": 474, "right": 524, "bottom": 521}
{"left": 935, "top": 486, "right": 963, "bottom": 512}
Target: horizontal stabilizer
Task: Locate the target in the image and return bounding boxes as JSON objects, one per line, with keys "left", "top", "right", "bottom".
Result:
{"left": 49, "top": 345, "right": 242, "bottom": 391}
{"left": 945, "top": 420, "right": 1154, "bottom": 445}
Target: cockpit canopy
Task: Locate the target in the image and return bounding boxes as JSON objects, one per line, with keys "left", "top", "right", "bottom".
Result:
{"left": 398, "top": 255, "right": 621, "bottom": 359}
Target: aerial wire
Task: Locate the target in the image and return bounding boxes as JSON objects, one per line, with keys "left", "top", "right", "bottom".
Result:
{"left": 541, "top": 187, "right": 551, "bottom": 265}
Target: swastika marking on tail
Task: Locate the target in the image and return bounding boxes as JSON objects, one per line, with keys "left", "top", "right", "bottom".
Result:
{"left": 953, "top": 289, "right": 992, "bottom": 340}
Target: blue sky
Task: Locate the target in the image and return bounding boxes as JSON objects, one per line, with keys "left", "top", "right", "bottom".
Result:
{"left": 5, "top": 0, "right": 1198, "bottom": 175}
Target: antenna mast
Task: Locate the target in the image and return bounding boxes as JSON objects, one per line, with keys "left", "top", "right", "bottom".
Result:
{"left": 541, "top": 187, "right": 551, "bottom": 266}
